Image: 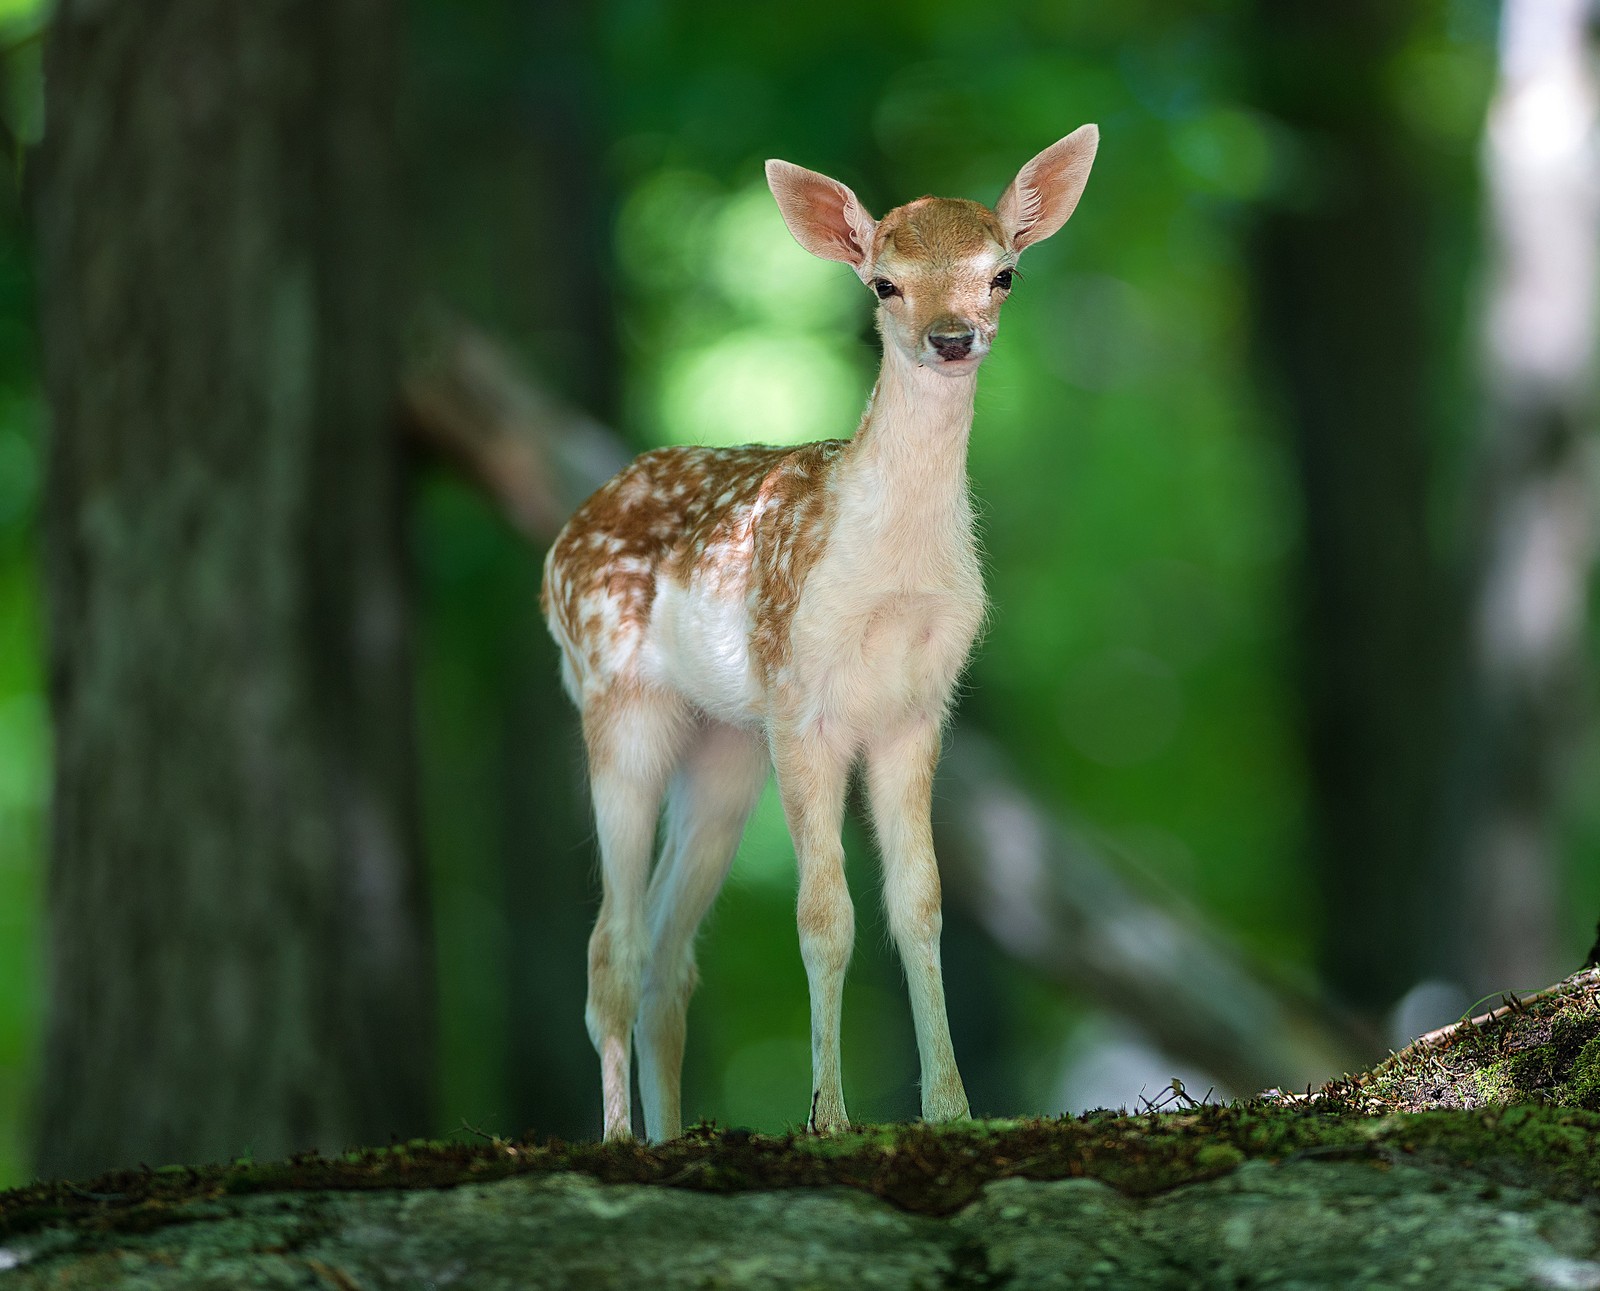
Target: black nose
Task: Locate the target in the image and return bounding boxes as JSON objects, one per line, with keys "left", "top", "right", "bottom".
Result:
{"left": 929, "top": 326, "right": 975, "bottom": 360}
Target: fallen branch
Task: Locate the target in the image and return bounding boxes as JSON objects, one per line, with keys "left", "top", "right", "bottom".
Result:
{"left": 935, "top": 736, "right": 1373, "bottom": 1094}
{"left": 1383, "top": 966, "right": 1599, "bottom": 1065}
{"left": 1331, "top": 965, "right": 1600, "bottom": 1114}
{"left": 400, "top": 309, "right": 629, "bottom": 543}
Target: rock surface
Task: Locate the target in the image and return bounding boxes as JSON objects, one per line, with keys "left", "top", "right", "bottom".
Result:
{"left": 3, "top": 969, "right": 1597, "bottom": 1289}
{"left": 3, "top": 1155, "right": 1599, "bottom": 1290}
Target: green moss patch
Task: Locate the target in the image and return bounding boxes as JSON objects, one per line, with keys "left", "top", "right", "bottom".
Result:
{"left": 1339, "top": 967, "right": 1600, "bottom": 1114}
{"left": 6, "top": 1101, "right": 1600, "bottom": 1244}
{"left": 7, "top": 969, "right": 1596, "bottom": 1246}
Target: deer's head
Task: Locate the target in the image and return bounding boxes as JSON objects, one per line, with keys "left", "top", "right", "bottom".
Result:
{"left": 766, "top": 126, "right": 1098, "bottom": 376}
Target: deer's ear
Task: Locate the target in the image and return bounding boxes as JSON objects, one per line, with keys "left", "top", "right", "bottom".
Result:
{"left": 765, "top": 160, "right": 877, "bottom": 273}
{"left": 997, "top": 125, "right": 1098, "bottom": 253}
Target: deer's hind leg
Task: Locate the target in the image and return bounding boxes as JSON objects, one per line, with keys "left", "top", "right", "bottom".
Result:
{"left": 583, "top": 684, "right": 689, "bottom": 1141}
{"left": 637, "top": 721, "right": 769, "bottom": 1142}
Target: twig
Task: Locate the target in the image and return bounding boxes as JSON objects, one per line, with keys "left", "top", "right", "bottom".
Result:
{"left": 1398, "top": 972, "right": 1598, "bottom": 1059}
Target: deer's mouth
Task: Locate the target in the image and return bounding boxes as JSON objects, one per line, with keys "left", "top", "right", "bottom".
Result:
{"left": 922, "top": 342, "right": 990, "bottom": 373}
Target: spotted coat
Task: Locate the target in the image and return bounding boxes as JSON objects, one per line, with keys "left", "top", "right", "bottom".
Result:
{"left": 542, "top": 438, "right": 846, "bottom": 711}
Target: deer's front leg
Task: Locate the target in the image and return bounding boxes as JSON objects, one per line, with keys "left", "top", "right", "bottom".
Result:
{"left": 865, "top": 718, "right": 970, "bottom": 1123}
{"left": 773, "top": 723, "right": 854, "bottom": 1133}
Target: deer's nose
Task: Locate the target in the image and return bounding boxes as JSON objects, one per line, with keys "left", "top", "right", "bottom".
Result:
{"left": 928, "top": 322, "right": 976, "bottom": 360}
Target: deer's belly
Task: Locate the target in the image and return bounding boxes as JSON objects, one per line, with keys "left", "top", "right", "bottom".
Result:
{"left": 646, "top": 576, "right": 765, "bottom": 724}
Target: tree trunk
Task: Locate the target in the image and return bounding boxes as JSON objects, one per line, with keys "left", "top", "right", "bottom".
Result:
{"left": 1446, "top": 0, "right": 1600, "bottom": 999}
{"left": 34, "top": 0, "right": 433, "bottom": 1179}
{"left": 1246, "top": 2, "right": 1472, "bottom": 1017}
{"left": 399, "top": 0, "right": 623, "bottom": 1139}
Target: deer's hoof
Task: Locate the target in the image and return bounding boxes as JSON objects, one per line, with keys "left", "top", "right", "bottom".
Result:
{"left": 807, "top": 1091, "right": 850, "bottom": 1135}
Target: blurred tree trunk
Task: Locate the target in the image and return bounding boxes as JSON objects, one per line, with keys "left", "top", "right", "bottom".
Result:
{"left": 499, "top": 0, "right": 618, "bottom": 1142}
{"left": 1445, "top": 0, "right": 1600, "bottom": 998}
{"left": 1246, "top": 4, "right": 1470, "bottom": 1017}
{"left": 401, "top": 0, "right": 622, "bottom": 1140}
{"left": 35, "top": 0, "right": 434, "bottom": 1179}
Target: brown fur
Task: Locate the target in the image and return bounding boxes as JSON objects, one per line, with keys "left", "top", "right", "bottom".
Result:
{"left": 874, "top": 198, "right": 1006, "bottom": 263}
{"left": 543, "top": 439, "right": 846, "bottom": 691}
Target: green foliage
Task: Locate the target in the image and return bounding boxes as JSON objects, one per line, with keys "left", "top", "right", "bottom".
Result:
{"left": 0, "top": 147, "right": 40, "bottom": 1192}
{"left": 604, "top": 4, "right": 1319, "bottom": 970}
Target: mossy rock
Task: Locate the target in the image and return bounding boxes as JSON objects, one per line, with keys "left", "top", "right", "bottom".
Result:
{"left": 4, "top": 969, "right": 1598, "bottom": 1288}
{"left": 1339, "top": 967, "right": 1600, "bottom": 1114}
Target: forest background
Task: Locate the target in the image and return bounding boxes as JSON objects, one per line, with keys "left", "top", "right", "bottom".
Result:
{"left": 1, "top": 0, "right": 1597, "bottom": 1188}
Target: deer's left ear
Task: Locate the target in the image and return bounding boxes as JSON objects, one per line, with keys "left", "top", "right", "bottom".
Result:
{"left": 997, "top": 124, "right": 1098, "bottom": 253}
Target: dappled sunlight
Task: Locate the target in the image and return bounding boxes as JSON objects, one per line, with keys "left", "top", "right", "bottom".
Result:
{"left": 0, "top": 0, "right": 43, "bottom": 29}
{"left": 1485, "top": 0, "right": 1600, "bottom": 390}
{"left": 616, "top": 166, "right": 871, "bottom": 449}
{"left": 615, "top": 170, "right": 722, "bottom": 295}
{"left": 710, "top": 183, "right": 862, "bottom": 331}
{"left": 659, "top": 331, "right": 861, "bottom": 447}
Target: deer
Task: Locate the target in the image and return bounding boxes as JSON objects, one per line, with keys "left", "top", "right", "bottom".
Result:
{"left": 541, "top": 126, "right": 1099, "bottom": 1142}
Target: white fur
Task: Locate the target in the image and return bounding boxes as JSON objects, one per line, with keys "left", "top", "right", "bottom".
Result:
{"left": 650, "top": 566, "right": 765, "bottom": 725}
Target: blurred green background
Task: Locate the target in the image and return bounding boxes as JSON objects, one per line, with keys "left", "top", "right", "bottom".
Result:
{"left": 4, "top": 0, "right": 1599, "bottom": 1187}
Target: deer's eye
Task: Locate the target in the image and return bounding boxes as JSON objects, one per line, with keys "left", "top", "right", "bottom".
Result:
{"left": 871, "top": 278, "right": 899, "bottom": 300}
{"left": 991, "top": 269, "right": 1014, "bottom": 292}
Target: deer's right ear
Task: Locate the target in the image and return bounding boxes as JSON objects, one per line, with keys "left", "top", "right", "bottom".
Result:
{"left": 765, "top": 160, "right": 877, "bottom": 274}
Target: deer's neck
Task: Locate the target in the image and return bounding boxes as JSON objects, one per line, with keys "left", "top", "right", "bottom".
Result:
{"left": 845, "top": 342, "right": 977, "bottom": 513}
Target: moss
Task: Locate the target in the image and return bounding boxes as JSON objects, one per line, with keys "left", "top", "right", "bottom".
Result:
{"left": 1570, "top": 1035, "right": 1600, "bottom": 1110}
{"left": 9, "top": 1102, "right": 1600, "bottom": 1246}
{"left": 8, "top": 971, "right": 1595, "bottom": 1248}
{"left": 1347, "top": 968, "right": 1600, "bottom": 1114}
{"left": 1193, "top": 1144, "right": 1246, "bottom": 1170}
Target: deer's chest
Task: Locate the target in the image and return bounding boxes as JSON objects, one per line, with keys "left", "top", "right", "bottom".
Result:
{"left": 783, "top": 517, "right": 984, "bottom": 726}
{"left": 645, "top": 484, "right": 983, "bottom": 730}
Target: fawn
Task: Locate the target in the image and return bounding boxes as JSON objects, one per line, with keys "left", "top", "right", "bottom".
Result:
{"left": 542, "top": 127, "right": 1099, "bottom": 1141}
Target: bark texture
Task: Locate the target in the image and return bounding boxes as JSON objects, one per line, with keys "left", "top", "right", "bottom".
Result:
{"left": 35, "top": 0, "right": 433, "bottom": 1178}
{"left": 1448, "top": 0, "right": 1600, "bottom": 999}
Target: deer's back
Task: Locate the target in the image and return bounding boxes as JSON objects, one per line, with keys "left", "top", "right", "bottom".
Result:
{"left": 541, "top": 440, "right": 844, "bottom": 717}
